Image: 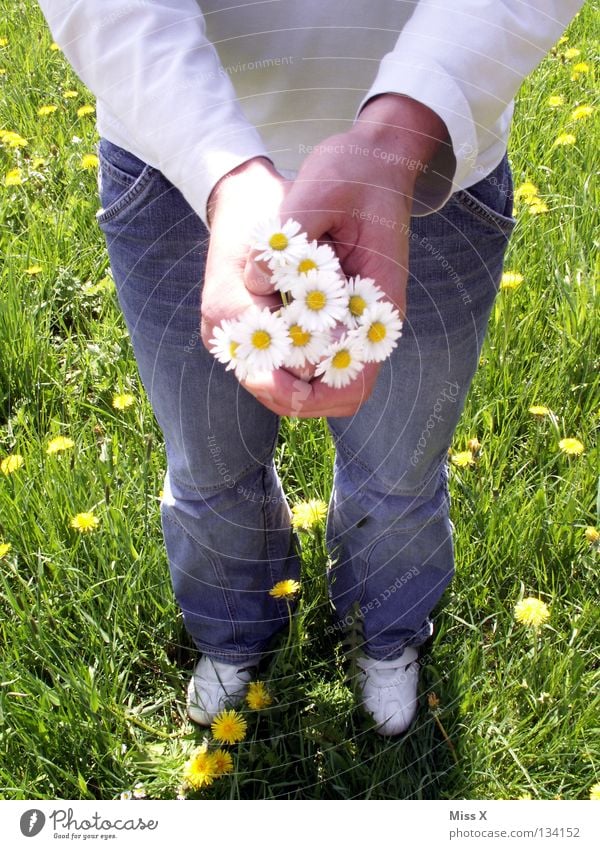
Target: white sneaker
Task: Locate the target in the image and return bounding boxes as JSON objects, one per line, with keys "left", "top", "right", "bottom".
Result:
{"left": 186, "top": 656, "right": 255, "bottom": 726}
{"left": 357, "top": 647, "right": 420, "bottom": 736}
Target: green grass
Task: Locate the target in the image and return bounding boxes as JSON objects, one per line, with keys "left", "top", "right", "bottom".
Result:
{"left": 0, "top": 1, "right": 598, "bottom": 800}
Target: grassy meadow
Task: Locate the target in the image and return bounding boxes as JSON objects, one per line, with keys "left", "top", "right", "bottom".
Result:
{"left": 0, "top": 1, "right": 598, "bottom": 800}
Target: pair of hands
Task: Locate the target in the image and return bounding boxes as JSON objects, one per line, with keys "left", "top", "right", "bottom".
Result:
{"left": 200, "top": 94, "right": 449, "bottom": 418}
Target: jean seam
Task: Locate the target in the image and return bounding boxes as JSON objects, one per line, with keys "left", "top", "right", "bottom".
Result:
{"left": 331, "top": 431, "right": 448, "bottom": 498}
{"left": 96, "top": 161, "right": 157, "bottom": 224}
{"left": 167, "top": 450, "right": 278, "bottom": 495}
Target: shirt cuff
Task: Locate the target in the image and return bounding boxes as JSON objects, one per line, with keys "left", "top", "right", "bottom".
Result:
{"left": 357, "top": 51, "right": 479, "bottom": 216}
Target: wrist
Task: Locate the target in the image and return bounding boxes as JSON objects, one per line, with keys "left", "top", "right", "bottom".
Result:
{"left": 207, "top": 156, "right": 279, "bottom": 226}
{"left": 352, "top": 94, "right": 450, "bottom": 177}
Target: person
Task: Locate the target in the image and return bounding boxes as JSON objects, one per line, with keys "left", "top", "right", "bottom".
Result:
{"left": 37, "top": 0, "right": 582, "bottom": 736}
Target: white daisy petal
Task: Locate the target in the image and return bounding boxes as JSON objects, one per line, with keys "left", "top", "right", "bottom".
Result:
{"left": 356, "top": 301, "right": 403, "bottom": 362}
{"left": 209, "top": 319, "right": 245, "bottom": 371}
{"left": 272, "top": 240, "right": 341, "bottom": 294}
{"left": 252, "top": 217, "right": 308, "bottom": 269}
{"left": 237, "top": 306, "right": 291, "bottom": 372}
{"left": 285, "top": 270, "right": 349, "bottom": 332}
{"left": 281, "top": 313, "right": 331, "bottom": 368}
{"left": 343, "top": 275, "right": 385, "bottom": 329}
{"left": 314, "top": 334, "right": 365, "bottom": 388}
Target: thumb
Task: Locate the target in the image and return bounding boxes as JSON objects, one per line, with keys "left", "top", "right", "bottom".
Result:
{"left": 279, "top": 176, "right": 339, "bottom": 244}
{"left": 243, "top": 254, "right": 275, "bottom": 296}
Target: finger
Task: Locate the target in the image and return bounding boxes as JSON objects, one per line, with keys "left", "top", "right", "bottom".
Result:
{"left": 243, "top": 253, "right": 276, "bottom": 296}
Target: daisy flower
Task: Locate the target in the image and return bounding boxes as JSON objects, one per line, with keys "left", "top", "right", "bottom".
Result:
{"left": 211, "top": 709, "right": 247, "bottom": 745}
{"left": 281, "top": 318, "right": 330, "bottom": 368}
{"left": 355, "top": 301, "right": 403, "bottom": 363}
{"left": 271, "top": 240, "right": 340, "bottom": 293}
{"left": 253, "top": 217, "right": 307, "bottom": 269}
{"left": 286, "top": 270, "right": 349, "bottom": 332}
{"left": 514, "top": 597, "right": 550, "bottom": 629}
{"left": 236, "top": 307, "right": 291, "bottom": 373}
{"left": 208, "top": 318, "right": 249, "bottom": 380}
{"left": 245, "top": 681, "right": 273, "bottom": 711}
{"left": 269, "top": 579, "right": 301, "bottom": 599}
{"left": 314, "top": 334, "right": 364, "bottom": 388}
{"left": 343, "top": 275, "right": 384, "bottom": 328}
{"left": 70, "top": 511, "right": 100, "bottom": 533}
{"left": 291, "top": 499, "right": 328, "bottom": 531}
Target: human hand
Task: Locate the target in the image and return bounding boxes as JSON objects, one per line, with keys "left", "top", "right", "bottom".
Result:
{"left": 243, "top": 94, "right": 450, "bottom": 418}
{"left": 200, "top": 157, "right": 288, "bottom": 354}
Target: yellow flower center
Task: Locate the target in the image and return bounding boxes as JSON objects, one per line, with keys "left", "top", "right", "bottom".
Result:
{"left": 305, "top": 290, "right": 327, "bottom": 312}
{"left": 269, "top": 232, "right": 288, "bottom": 251}
{"left": 332, "top": 350, "right": 351, "bottom": 369}
{"left": 229, "top": 341, "right": 239, "bottom": 358}
{"left": 289, "top": 324, "right": 311, "bottom": 347}
{"left": 367, "top": 321, "right": 386, "bottom": 343}
{"left": 251, "top": 330, "right": 271, "bottom": 350}
{"left": 349, "top": 294, "right": 366, "bottom": 316}
{"left": 297, "top": 258, "right": 317, "bottom": 274}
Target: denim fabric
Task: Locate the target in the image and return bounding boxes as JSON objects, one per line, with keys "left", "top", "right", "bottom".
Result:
{"left": 96, "top": 137, "right": 515, "bottom": 663}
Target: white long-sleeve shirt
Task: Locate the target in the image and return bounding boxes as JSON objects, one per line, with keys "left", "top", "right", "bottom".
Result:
{"left": 37, "top": 1, "right": 583, "bottom": 224}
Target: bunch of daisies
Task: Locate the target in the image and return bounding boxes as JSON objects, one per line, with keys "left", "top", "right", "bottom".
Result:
{"left": 208, "top": 218, "right": 403, "bottom": 388}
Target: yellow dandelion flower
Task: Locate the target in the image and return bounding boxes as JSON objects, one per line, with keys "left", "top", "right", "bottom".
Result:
{"left": 63, "top": 89, "right": 78, "bottom": 99}
{"left": 31, "top": 157, "right": 45, "bottom": 170}
{"left": 4, "top": 168, "right": 22, "bottom": 186}
{"left": 528, "top": 201, "right": 549, "bottom": 215}
{"left": 572, "top": 62, "right": 589, "bottom": 74}
{"left": 70, "top": 511, "right": 100, "bottom": 533}
{"left": 46, "top": 435, "right": 75, "bottom": 454}
{"left": 547, "top": 95, "right": 565, "bottom": 108}
{"left": 49, "top": 42, "right": 61, "bottom": 51}
{"left": 246, "top": 681, "right": 273, "bottom": 711}
{"left": 0, "top": 542, "right": 12, "bottom": 559}
{"left": 80, "top": 153, "right": 99, "bottom": 169}
{"left": 182, "top": 749, "right": 216, "bottom": 790}
{"left": 584, "top": 527, "right": 599, "bottom": 545}
{"left": 553, "top": 133, "right": 576, "bottom": 147}
{"left": 0, "top": 68, "right": 6, "bottom": 76}
{"left": 564, "top": 47, "right": 581, "bottom": 60}
{"left": 77, "top": 104, "right": 95, "bottom": 117}
{"left": 211, "top": 709, "right": 247, "bottom": 745}
{"left": 500, "top": 271, "right": 524, "bottom": 291}
{"left": 37, "top": 104, "right": 58, "bottom": 116}
{"left": 269, "top": 579, "right": 301, "bottom": 599}
{"left": 112, "top": 392, "right": 135, "bottom": 410}
{"left": 291, "top": 498, "right": 327, "bottom": 531}
{"left": 514, "top": 597, "right": 550, "bottom": 628}
{"left": 0, "top": 131, "right": 27, "bottom": 148}
{"left": 590, "top": 783, "right": 600, "bottom": 801}
{"left": 1, "top": 454, "right": 24, "bottom": 475}
{"left": 25, "top": 265, "right": 42, "bottom": 275}
{"left": 570, "top": 105, "right": 593, "bottom": 121}
{"left": 558, "top": 437, "right": 584, "bottom": 456}
{"left": 212, "top": 749, "right": 234, "bottom": 776}
{"left": 451, "top": 450, "right": 474, "bottom": 467}
{"left": 0, "top": 37, "right": 8, "bottom": 47}
{"left": 529, "top": 405, "right": 550, "bottom": 416}
{"left": 514, "top": 182, "right": 539, "bottom": 202}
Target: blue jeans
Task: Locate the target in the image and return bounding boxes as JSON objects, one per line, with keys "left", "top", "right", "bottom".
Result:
{"left": 96, "top": 138, "right": 515, "bottom": 664}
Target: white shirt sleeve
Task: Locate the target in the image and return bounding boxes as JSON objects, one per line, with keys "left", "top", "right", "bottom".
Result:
{"left": 358, "top": 0, "right": 584, "bottom": 214}
{"left": 37, "top": 0, "right": 270, "bottom": 225}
